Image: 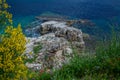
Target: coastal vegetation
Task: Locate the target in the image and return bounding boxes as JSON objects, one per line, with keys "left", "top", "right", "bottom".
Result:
{"left": 0, "top": 0, "right": 28, "bottom": 79}
{"left": 0, "top": 0, "right": 120, "bottom": 80}
{"left": 28, "top": 31, "right": 120, "bottom": 80}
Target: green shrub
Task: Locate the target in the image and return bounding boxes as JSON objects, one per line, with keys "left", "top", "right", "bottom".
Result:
{"left": 27, "top": 70, "right": 51, "bottom": 80}
{"left": 95, "top": 31, "right": 120, "bottom": 77}
{"left": 38, "top": 72, "right": 51, "bottom": 80}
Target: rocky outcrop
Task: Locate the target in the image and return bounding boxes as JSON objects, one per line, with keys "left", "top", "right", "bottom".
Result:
{"left": 25, "top": 33, "right": 73, "bottom": 71}
{"left": 25, "top": 21, "right": 85, "bottom": 71}
{"left": 40, "top": 21, "right": 85, "bottom": 51}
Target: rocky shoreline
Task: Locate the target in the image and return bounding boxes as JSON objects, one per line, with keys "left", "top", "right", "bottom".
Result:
{"left": 24, "top": 20, "right": 85, "bottom": 72}
{"left": 24, "top": 15, "right": 96, "bottom": 38}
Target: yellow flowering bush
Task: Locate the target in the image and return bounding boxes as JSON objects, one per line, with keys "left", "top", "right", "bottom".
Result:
{"left": 0, "top": 0, "right": 12, "bottom": 26}
{"left": 0, "top": 25, "right": 28, "bottom": 80}
{"left": 0, "top": 0, "right": 28, "bottom": 80}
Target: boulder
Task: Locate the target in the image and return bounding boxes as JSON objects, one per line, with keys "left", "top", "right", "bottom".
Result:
{"left": 40, "top": 21, "right": 83, "bottom": 41}
{"left": 40, "top": 21, "right": 85, "bottom": 51}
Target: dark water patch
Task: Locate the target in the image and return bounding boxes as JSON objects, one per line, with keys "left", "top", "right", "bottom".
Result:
{"left": 50, "top": 2, "right": 120, "bottom": 19}
{"left": 8, "top": 1, "right": 120, "bottom": 19}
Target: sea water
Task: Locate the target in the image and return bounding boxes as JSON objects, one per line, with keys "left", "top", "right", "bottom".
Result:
{"left": 7, "top": 0, "right": 120, "bottom": 37}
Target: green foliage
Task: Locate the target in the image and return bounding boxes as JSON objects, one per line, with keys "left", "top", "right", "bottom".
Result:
{"left": 95, "top": 30, "right": 120, "bottom": 76}
{"left": 37, "top": 72, "right": 51, "bottom": 80}
{"left": 52, "top": 54, "right": 94, "bottom": 80}
{"left": 25, "top": 58, "right": 36, "bottom": 63}
{"left": 27, "top": 70, "right": 51, "bottom": 80}
{"left": 33, "top": 43, "right": 42, "bottom": 54}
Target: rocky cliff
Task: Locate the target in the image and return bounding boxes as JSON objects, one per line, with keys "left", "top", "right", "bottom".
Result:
{"left": 25, "top": 21, "right": 85, "bottom": 72}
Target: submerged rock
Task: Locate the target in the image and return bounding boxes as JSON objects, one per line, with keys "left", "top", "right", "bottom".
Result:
{"left": 25, "top": 21, "right": 85, "bottom": 71}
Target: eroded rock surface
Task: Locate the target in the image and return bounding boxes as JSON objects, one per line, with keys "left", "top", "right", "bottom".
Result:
{"left": 25, "top": 21, "right": 85, "bottom": 71}
{"left": 40, "top": 21, "right": 85, "bottom": 50}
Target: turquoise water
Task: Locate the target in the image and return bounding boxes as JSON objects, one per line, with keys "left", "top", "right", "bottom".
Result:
{"left": 13, "top": 15, "right": 35, "bottom": 28}
{"left": 7, "top": 0, "right": 120, "bottom": 37}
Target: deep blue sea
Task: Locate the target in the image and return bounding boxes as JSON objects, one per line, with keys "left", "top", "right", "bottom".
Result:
{"left": 8, "top": 0, "right": 120, "bottom": 37}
